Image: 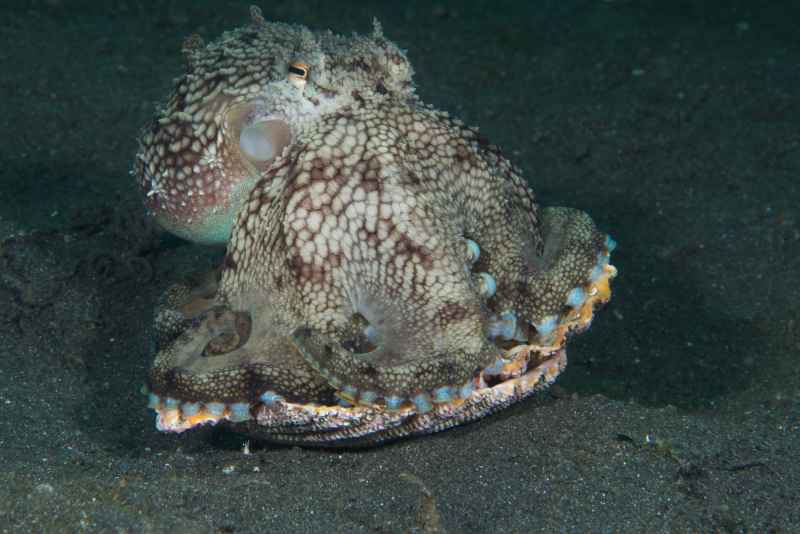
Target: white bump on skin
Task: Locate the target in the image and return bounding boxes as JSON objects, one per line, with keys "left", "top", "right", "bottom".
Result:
{"left": 377, "top": 221, "right": 389, "bottom": 241}
{"left": 290, "top": 217, "right": 305, "bottom": 232}
{"left": 313, "top": 193, "right": 332, "bottom": 210}
{"left": 313, "top": 233, "right": 328, "bottom": 259}
{"left": 325, "top": 180, "right": 340, "bottom": 195}
{"left": 300, "top": 241, "right": 316, "bottom": 262}
{"left": 324, "top": 130, "right": 342, "bottom": 146}
{"left": 339, "top": 183, "right": 353, "bottom": 201}
{"left": 364, "top": 203, "right": 378, "bottom": 233}
{"left": 294, "top": 172, "right": 310, "bottom": 187}
{"left": 310, "top": 181, "right": 326, "bottom": 197}
{"left": 341, "top": 136, "right": 357, "bottom": 155}
{"left": 307, "top": 211, "right": 322, "bottom": 233}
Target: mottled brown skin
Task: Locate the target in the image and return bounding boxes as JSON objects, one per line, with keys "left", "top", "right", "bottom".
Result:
{"left": 137, "top": 7, "right": 614, "bottom": 444}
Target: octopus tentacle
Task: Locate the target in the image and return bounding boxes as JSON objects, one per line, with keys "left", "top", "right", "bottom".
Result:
{"left": 149, "top": 286, "right": 334, "bottom": 409}
{"left": 290, "top": 325, "right": 498, "bottom": 411}
{"left": 516, "top": 208, "right": 611, "bottom": 340}
{"left": 230, "top": 144, "right": 503, "bottom": 410}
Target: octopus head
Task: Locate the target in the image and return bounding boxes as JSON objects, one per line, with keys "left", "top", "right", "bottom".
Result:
{"left": 133, "top": 7, "right": 415, "bottom": 244}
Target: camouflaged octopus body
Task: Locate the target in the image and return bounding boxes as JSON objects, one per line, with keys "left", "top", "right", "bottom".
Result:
{"left": 139, "top": 8, "right": 616, "bottom": 445}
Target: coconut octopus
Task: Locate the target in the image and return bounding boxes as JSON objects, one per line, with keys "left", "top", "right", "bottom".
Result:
{"left": 134, "top": 6, "right": 617, "bottom": 446}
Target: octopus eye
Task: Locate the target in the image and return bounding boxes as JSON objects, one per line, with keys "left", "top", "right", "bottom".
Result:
{"left": 288, "top": 61, "right": 309, "bottom": 89}
{"left": 239, "top": 119, "right": 292, "bottom": 163}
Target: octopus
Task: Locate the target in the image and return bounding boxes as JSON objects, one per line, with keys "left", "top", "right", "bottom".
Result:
{"left": 134, "top": 6, "right": 617, "bottom": 446}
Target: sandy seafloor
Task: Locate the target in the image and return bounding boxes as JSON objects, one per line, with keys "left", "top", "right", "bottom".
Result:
{"left": 1, "top": 0, "right": 799, "bottom": 532}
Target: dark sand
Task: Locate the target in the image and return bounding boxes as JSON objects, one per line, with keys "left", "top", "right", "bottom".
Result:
{"left": 1, "top": 1, "right": 798, "bottom": 532}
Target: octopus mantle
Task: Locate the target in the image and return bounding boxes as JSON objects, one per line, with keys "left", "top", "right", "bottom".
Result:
{"left": 135, "top": 7, "right": 617, "bottom": 446}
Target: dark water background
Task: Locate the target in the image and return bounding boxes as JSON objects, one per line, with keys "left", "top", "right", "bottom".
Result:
{"left": 1, "top": 1, "right": 798, "bottom": 532}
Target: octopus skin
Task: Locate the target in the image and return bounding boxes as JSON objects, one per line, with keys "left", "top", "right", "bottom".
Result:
{"left": 135, "top": 7, "right": 617, "bottom": 446}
